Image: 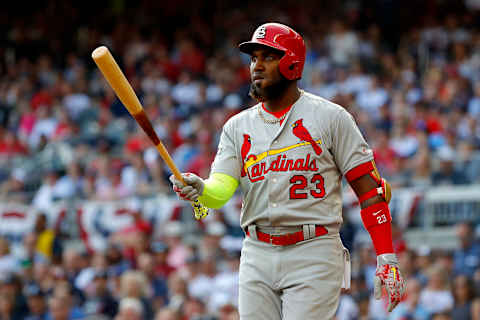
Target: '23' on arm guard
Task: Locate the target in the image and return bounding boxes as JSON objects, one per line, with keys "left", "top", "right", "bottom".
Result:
{"left": 345, "top": 160, "right": 393, "bottom": 255}
{"left": 198, "top": 173, "right": 239, "bottom": 209}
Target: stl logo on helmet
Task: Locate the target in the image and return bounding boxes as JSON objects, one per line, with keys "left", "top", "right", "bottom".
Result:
{"left": 255, "top": 26, "right": 266, "bottom": 39}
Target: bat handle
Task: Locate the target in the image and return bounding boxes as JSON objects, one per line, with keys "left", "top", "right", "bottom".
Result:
{"left": 174, "top": 170, "right": 210, "bottom": 219}
{"left": 176, "top": 172, "right": 210, "bottom": 220}
{"left": 155, "top": 143, "right": 209, "bottom": 219}
{"left": 191, "top": 199, "right": 209, "bottom": 220}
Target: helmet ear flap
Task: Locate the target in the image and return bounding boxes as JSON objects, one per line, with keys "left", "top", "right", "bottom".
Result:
{"left": 278, "top": 53, "right": 300, "bottom": 80}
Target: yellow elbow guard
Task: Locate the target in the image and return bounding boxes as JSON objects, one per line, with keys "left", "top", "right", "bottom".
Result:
{"left": 198, "top": 173, "right": 239, "bottom": 209}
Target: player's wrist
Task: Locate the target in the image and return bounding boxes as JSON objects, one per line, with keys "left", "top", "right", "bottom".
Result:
{"left": 377, "top": 253, "right": 399, "bottom": 266}
{"left": 360, "top": 201, "right": 394, "bottom": 255}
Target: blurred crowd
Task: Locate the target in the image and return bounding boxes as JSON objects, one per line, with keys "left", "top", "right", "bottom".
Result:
{"left": 1, "top": 0, "right": 480, "bottom": 319}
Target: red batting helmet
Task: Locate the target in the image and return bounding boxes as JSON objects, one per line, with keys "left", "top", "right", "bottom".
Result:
{"left": 239, "top": 22, "right": 306, "bottom": 80}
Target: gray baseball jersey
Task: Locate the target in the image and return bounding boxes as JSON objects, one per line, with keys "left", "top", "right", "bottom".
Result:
{"left": 211, "top": 90, "right": 374, "bottom": 229}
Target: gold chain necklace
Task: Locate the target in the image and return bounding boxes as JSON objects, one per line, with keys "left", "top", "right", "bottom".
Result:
{"left": 258, "top": 105, "right": 287, "bottom": 124}
{"left": 257, "top": 90, "right": 303, "bottom": 124}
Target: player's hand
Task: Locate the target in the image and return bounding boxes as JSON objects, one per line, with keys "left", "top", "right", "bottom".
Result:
{"left": 169, "top": 173, "right": 205, "bottom": 202}
{"left": 374, "top": 253, "right": 406, "bottom": 312}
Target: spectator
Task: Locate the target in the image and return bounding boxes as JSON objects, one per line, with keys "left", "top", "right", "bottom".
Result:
{"left": 198, "top": 221, "right": 227, "bottom": 262}
{"left": 372, "top": 129, "right": 396, "bottom": 178}
{"left": 389, "top": 278, "right": 430, "bottom": 320}
{"left": 431, "top": 147, "right": 469, "bottom": 185}
{"left": 83, "top": 270, "right": 118, "bottom": 318}
{"left": 53, "top": 162, "right": 85, "bottom": 200}
{"left": 115, "top": 298, "right": 144, "bottom": 320}
{"left": 51, "top": 281, "right": 85, "bottom": 318}
{"left": 154, "top": 307, "right": 180, "bottom": 320}
{"left": 0, "top": 168, "right": 28, "bottom": 203}
{"left": 0, "top": 238, "right": 19, "bottom": 275}
{"left": 431, "top": 312, "right": 453, "bottom": 320}
{"left": 0, "top": 129, "right": 28, "bottom": 159}
{"left": 62, "top": 82, "right": 91, "bottom": 121}
{"left": 62, "top": 248, "right": 82, "bottom": 286}
{"left": 0, "top": 291, "right": 22, "bottom": 320}
{"left": 28, "top": 106, "right": 57, "bottom": 151}
{"left": 33, "top": 214, "right": 61, "bottom": 263}
{"left": 210, "top": 250, "right": 240, "bottom": 313}
{"left": 454, "top": 222, "right": 480, "bottom": 277}
{"left": 451, "top": 274, "right": 475, "bottom": 320}
{"left": 353, "top": 290, "right": 370, "bottom": 320}
{"left": 74, "top": 252, "right": 108, "bottom": 291}
{"left": 166, "top": 273, "right": 188, "bottom": 312}
{"left": 32, "top": 169, "right": 63, "bottom": 211}
{"left": 46, "top": 295, "right": 84, "bottom": 320}
{"left": 119, "top": 270, "right": 153, "bottom": 320}
{"left": 151, "top": 242, "right": 175, "bottom": 279}
{"left": 1, "top": 273, "right": 28, "bottom": 319}
{"left": 171, "top": 126, "right": 200, "bottom": 173}
{"left": 473, "top": 297, "right": 480, "bottom": 320}
{"left": 336, "top": 292, "right": 359, "bottom": 320}
{"left": 408, "top": 144, "right": 433, "bottom": 188}
{"left": 182, "top": 297, "right": 209, "bottom": 320}
{"left": 16, "top": 232, "right": 47, "bottom": 265}
{"left": 171, "top": 71, "right": 201, "bottom": 107}
{"left": 163, "top": 221, "right": 191, "bottom": 269}
{"left": 138, "top": 252, "right": 169, "bottom": 311}
{"left": 397, "top": 250, "right": 416, "bottom": 280}
{"left": 419, "top": 264, "right": 454, "bottom": 314}
{"left": 356, "top": 245, "right": 377, "bottom": 291}
{"left": 217, "top": 304, "right": 239, "bottom": 320}
{"left": 24, "top": 283, "right": 48, "bottom": 320}
{"left": 121, "top": 152, "right": 153, "bottom": 197}
{"left": 326, "top": 20, "right": 359, "bottom": 67}
{"left": 468, "top": 82, "right": 480, "bottom": 119}
{"left": 355, "top": 76, "right": 389, "bottom": 116}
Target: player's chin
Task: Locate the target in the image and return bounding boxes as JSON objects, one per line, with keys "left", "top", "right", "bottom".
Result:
{"left": 249, "top": 83, "right": 265, "bottom": 101}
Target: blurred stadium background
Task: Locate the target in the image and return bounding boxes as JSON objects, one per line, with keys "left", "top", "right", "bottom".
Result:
{"left": 1, "top": 0, "right": 480, "bottom": 319}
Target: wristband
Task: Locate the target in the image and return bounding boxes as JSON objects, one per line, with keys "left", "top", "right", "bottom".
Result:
{"left": 361, "top": 201, "right": 394, "bottom": 255}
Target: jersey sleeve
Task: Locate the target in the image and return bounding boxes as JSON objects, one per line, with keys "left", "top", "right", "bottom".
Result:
{"left": 331, "top": 108, "right": 374, "bottom": 175}
{"left": 210, "top": 120, "right": 242, "bottom": 180}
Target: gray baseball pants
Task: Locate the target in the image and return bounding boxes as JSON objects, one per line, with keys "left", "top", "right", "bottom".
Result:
{"left": 238, "top": 229, "right": 344, "bottom": 320}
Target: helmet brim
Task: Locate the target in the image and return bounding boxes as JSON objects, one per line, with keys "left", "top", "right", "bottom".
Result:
{"left": 238, "top": 40, "right": 287, "bottom": 55}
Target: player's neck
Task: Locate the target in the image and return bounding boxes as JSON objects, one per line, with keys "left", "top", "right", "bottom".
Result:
{"left": 263, "top": 85, "right": 301, "bottom": 113}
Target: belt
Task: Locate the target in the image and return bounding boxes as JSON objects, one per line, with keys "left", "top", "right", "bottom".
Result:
{"left": 246, "top": 225, "right": 328, "bottom": 246}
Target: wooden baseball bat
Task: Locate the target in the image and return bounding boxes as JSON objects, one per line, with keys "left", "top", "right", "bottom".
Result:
{"left": 91, "top": 46, "right": 208, "bottom": 219}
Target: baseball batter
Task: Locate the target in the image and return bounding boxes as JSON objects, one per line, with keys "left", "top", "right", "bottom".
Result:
{"left": 170, "top": 23, "right": 406, "bottom": 319}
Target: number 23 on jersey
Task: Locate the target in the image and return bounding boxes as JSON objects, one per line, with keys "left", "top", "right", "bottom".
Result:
{"left": 289, "top": 173, "right": 325, "bottom": 199}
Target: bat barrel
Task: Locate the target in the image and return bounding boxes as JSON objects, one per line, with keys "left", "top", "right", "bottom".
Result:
{"left": 91, "top": 46, "right": 143, "bottom": 115}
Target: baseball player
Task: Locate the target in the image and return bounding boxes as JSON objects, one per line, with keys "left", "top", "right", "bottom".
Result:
{"left": 170, "top": 22, "right": 406, "bottom": 319}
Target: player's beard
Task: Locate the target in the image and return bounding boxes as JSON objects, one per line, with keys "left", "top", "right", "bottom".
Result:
{"left": 249, "top": 77, "right": 292, "bottom": 102}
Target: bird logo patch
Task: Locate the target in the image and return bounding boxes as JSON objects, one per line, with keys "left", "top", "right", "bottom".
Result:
{"left": 291, "top": 119, "right": 322, "bottom": 155}
{"left": 241, "top": 134, "right": 257, "bottom": 177}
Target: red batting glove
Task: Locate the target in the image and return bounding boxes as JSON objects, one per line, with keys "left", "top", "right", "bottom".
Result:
{"left": 374, "top": 253, "right": 406, "bottom": 312}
